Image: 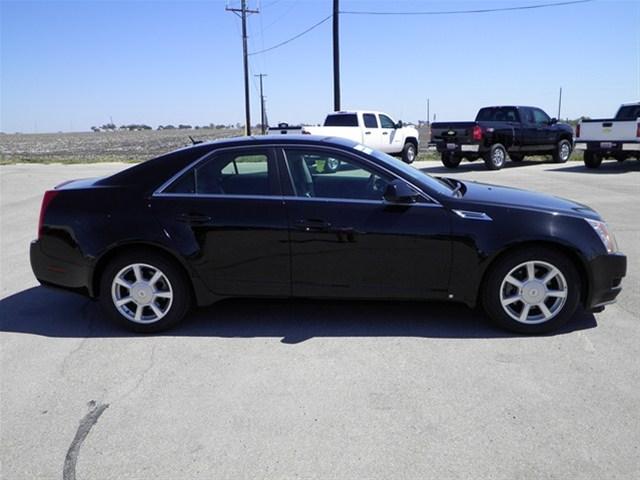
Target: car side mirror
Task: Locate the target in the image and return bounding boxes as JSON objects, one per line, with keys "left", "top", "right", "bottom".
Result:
{"left": 549, "top": 117, "right": 558, "bottom": 125}
{"left": 396, "top": 120, "right": 403, "bottom": 128}
{"left": 383, "top": 179, "right": 419, "bottom": 204}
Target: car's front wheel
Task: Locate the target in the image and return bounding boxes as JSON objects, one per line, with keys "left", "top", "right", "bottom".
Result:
{"left": 482, "top": 247, "right": 580, "bottom": 334}
{"left": 553, "top": 139, "right": 572, "bottom": 163}
{"left": 402, "top": 142, "right": 417, "bottom": 164}
{"left": 99, "top": 250, "right": 191, "bottom": 333}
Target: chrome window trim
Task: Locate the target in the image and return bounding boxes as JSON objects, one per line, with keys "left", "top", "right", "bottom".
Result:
{"left": 152, "top": 142, "right": 442, "bottom": 206}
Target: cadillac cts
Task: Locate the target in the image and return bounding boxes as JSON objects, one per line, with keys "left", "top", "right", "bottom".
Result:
{"left": 30, "top": 136, "right": 626, "bottom": 334}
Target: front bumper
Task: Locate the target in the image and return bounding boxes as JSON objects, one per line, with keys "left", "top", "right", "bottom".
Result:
{"left": 30, "top": 240, "right": 93, "bottom": 297}
{"left": 586, "top": 253, "right": 627, "bottom": 310}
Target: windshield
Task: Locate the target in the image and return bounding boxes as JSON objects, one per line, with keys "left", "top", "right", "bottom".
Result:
{"left": 366, "top": 148, "right": 455, "bottom": 197}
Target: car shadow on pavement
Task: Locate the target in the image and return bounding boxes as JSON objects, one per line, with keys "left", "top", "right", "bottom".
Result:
{"left": 0, "top": 286, "right": 597, "bottom": 342}
{"left": 419, "top": 160, "right": 543, "bottom": 175}
{"left": 545, "top": 161, "right": 640, "bottom": 174}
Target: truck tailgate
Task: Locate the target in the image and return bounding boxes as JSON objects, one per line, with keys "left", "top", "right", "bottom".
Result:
{"left": 580, "top": 120, "right": 639, "bottom": 142}
{"left": 430, "top": 122, "right": 476, "bottom": 144}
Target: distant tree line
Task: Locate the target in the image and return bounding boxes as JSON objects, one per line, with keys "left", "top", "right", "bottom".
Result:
{"left": 91, "top": 122, "right": 244, "bottom": 132}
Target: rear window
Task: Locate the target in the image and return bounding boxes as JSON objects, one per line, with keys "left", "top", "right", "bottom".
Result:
{"left": 615, "top": 105, "right": 640, "bottom": 121}
{"left": 324, "top": 114, "right": 358, "bottom": 127}
{"left": 476, "top": 107, "right": 519, "bottom": 122}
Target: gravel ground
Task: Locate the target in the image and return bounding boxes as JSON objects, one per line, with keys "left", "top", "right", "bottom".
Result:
{"left": 1, "top": 158, "right": 638, "bottom": 480}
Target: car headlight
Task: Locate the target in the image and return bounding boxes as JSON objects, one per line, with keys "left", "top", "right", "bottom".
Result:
{"left": 586, "top": 219, "right": 618, "bottom": 253}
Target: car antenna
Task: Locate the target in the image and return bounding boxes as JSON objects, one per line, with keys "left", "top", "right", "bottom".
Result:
{"left": 188, "top": 135, "right": 203, "bottom": 145}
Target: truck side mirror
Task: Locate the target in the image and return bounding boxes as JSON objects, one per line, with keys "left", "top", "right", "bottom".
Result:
{"left": 549, "top": 117, "right": 558, "bottom": 125}
{"left": 396, "top": 120, "right": 403, "bottom": 128}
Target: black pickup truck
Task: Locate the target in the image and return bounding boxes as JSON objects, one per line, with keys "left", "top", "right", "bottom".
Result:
{"left": 430, "top": 106, "right": 574, "bottom": 170}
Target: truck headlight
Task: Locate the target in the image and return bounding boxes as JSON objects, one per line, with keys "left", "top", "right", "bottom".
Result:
{"left": 586, "top": 219, "right": 618, "bottom": 253}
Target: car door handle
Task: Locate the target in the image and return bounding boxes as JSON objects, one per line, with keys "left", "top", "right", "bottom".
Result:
{"left": 176, "top": 213, "right": 212, "bottom": 224}
{"left": 294, "top": 219, "right": 331, "bottom": 232}
{"left": 365, "top": 131, "right": 372, "bottom": 135}
{"left": 382, "top": 132, "right": 389, "bottom": 135}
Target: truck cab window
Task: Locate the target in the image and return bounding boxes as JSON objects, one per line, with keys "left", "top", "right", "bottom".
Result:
{"left": 379, "top": 114, "right": 395, "bottom": 129}
{"left": 533, "top": 109, "right": 550, "bottom": 125}
{"left": 363, "top": 114, "right": 378, "bottom": 128}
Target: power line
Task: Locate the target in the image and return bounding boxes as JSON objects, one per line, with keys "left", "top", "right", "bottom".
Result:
{"left": 340, "top": 0, "right": 593, "bottom": 16}
{"left": 249, "top": 14, "right": 331, "bottom": 55}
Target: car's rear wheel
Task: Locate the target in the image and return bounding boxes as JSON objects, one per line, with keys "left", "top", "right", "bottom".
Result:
{"left": 482, "top": 247, "right": 580, "bottom": 334}
{"left": 583, "top": 151, "right": 603, "bottom": 169}
{"left": 483, "top": 144, "right": 507, "bottom": 170}
{"left": 553, "top": 139, "right": 572, "bottom": 163}
{"left": 441, "top": 152, "right": 461, "bottom": 169}
{"left": 99, "top": 251, "right": 191, "bottom": 333}
{"left": 402, "top": 142, "right": 417, "bottom": 164}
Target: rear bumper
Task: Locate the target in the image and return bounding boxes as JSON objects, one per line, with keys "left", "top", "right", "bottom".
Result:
{"left": 574, "top": 141, "right": 640, "bottom": 154}
{"left": 585, "top": 253, "right": 627, "bottom": 311}
{"left": 432, "top": 140, "right": 482, "bottom": 154}
{"left": 30, "top": 240, "right": 93, "bottom": 297}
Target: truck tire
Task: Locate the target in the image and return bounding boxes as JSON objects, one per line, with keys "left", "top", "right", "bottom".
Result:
{"left": 553, "top": 139, "right": 572, "bottom": 163}
{"left": 483, "top": 144, "right": 507, "bottom": 170}
{"left": 583, "top": 151, "right": 603, "bottom": 169}
{"left": 441, "top": 152, "right": 461, "bottom": 169}
{"left": 510, "top": 153, "right": 524, "bottom": 162}
{"left": 402, "top": 142, "right": 417, "bottom": 164}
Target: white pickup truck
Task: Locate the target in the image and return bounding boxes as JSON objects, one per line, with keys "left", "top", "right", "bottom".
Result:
{"left": 574, "top": 102, "right": 640, "bottom": 168}
{"left": 293, "top": 111, "right": 420, "bottom": 164}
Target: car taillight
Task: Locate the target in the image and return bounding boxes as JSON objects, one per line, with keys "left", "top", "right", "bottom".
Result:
{"left": 636, "top": 122, "right": 640, "bottom": 138}
{"left": 472, "top": 125, "right": 483, "bottom": 141}
{"left": 576, "top": 123, "right": 581, "bottom": 138}
{"left": 38, "top": 190, "right": 59, "bottom": 239}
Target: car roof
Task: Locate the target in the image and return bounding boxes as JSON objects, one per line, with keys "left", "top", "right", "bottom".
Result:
{"left": 194, "top": 134, "right": 360, "bottom": 149}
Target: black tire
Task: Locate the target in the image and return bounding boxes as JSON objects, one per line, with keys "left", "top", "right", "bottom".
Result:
{"left": 325, "top": 157, "right": 341, "bottom": 173}
{"left": 483, "top": 144, "right": 507, "bottom": 170}
{"left": 510, "top": 153, "right": 525, "bottom": 162}
{"left": 482, "top": 247, "right": 580, "bottom": 334}
{"left": 99, "top": 250, "right": 192, "bottom": 333}
{"left": 441, "top": 152, "right": 461, "bottom": 169}
{"left": 553, "top": 139, "right": 572, "bottom": 163}
{"left": 583, "top": 151, "right": 603, "bottom": 169}
{"left": 402, "top": 142, "right": 417, "bottom": 164}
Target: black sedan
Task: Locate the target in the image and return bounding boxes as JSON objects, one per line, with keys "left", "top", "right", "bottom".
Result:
{"left": 30, "top": 136, "right": 627, "bottom": 334}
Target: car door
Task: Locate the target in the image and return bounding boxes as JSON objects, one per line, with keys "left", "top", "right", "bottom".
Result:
{"left": 362, "top": 112, "right": 382, "bottom": 150}
{"left": 279, "top": 146, "right": 452, "bottom": 299}
{"left": 378, "top": 114, "right": 403, "bottom": 153}
{"left": 150, "top": 147, "right": 290, "bottom": 297}
{"left": 520, "top": 107, "right": 545, "bottom": 151}
{"left": 532, "top": 108, "right": 556, "bottom": 147}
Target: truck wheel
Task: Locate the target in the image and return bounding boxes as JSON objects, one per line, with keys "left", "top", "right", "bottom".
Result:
{"left": 441, "top": 152, "right": 461, "bottom": 169}
{"left": 510, "top": 153, "right": 524, "bottom": 162}
{"left": 553, "top": 139, "right": 572, "bottom": 163}
{"left": 402, "top": 142, "right": 417, "bottom": 164}
{"left": 583, "top": 151, "right": 602, "bottom": 169}
{"left": 483, "top": 144, "right": 507, "bottom": 170}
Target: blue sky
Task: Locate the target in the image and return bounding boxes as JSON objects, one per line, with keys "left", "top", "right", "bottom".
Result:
{"left": 1, "top": 0, "right": 638, "bottom": 133}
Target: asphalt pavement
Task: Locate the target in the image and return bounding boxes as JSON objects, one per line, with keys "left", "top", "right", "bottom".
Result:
{"left": 1, "top": 159, "right": 639, "bottom": 479}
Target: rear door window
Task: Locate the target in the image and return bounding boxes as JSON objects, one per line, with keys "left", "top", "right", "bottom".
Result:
{"left": 324, "top": 114, "right": 358, "bottom": 127}
{"left": 363, "top": 113, "right": 378, "bottom": 128}
{"left": 164, "top": 149, "right": 278, "bottom": 196}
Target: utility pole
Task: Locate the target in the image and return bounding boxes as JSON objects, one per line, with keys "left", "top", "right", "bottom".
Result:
{"left": 426, "top": 99, "right": 430, "bottom": 129}
{"left": 557, "top": 86, "right": 563, "bottom": 120}
{"left": 332, "top": 0, "right": 340, "bottom": 111}
{"left": 255, "top": 73, "right": 268, "bottom": 134}
{"left": 227, "top": 1, "right": 259, "bottom": 136}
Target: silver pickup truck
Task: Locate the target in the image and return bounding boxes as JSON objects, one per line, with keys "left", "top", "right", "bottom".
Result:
{"left": 574, "top": 103, "right": 640, "bottom": 168}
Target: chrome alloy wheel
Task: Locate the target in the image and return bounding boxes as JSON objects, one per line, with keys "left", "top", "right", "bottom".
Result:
{"left": 406, "top": 146, "right": 416, "bottom": 162}
{"left": 499, "top": 260, "right": 568, "bottom": 324}
{"left": 492, "top": 147, "right": 505, "bottom": 167}
{"left": 111, "top": 263, "right": 173, "bottom": 324}
{"left": 326, "top": 157, "right": 340, "bottom": 172}
{"left": 560, "top": 142, "right": 571, "bottom": 161}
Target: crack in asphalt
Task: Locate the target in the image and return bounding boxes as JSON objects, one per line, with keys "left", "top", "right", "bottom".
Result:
{"left": 115, "top": 343, "right": 157, "bottom": 402}
{"left": 59, "top": 300, "right": 95, "bottom": 376}
{"left": 63, "top": 401, "right": 109, "bottom": 480}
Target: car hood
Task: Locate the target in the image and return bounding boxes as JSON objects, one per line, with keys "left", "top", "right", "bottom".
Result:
{"left": 458, "top": 180, "right": 600, "bottom": 219}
